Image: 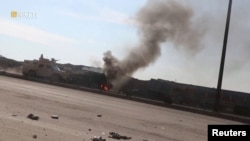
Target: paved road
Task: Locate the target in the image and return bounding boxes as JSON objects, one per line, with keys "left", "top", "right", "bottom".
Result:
{"left": 0, "top": 76, "right": 243, "bottom": 141}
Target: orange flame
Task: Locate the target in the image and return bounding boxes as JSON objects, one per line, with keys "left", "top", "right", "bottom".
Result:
{"left": 100, "top": 84, "right": 109, "bottom": 91}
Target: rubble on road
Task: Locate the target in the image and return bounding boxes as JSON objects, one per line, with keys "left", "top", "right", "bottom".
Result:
{"left": 51, "top": 115, "right": 59, "bottom": 119}
{"left": 109, "top": 132, "right": 132, "bottom": 140}
{"left": 32, "top": 134, "right": 37, "bottom": 139}
{"left": 27, "top": 113, "right": 39, "bottom": 121}
{"left": 97, "top": 114, "right": 102, "bottom": 117}
{"left": 91, "top": 136, "right": 106, "bottom": 141}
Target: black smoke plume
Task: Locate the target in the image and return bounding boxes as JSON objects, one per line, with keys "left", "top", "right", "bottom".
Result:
{"left": 103, "top": 0, "right": 204, "bottom": 89}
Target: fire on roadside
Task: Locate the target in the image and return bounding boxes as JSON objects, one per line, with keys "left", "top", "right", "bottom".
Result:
{"left": 100, "top": 84, "right": 109, "bottom": 91}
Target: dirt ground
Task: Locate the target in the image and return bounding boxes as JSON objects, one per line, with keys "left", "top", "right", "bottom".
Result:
{"left": 0, "top": 76, "right": 243, "bottom": 141}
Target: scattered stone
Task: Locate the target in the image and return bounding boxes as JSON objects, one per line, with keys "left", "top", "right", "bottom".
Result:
{"left": 32, "top": 134, "right": 37, "bottom": 139}
{"left": 27, "top": 114, "right": 39, "bottom": 121}
{"left": 91, "top": 136, "right": 106, "bottom": 141}
{"left": 32, "top": 116, "right": 39, "bottom": 120}
{"left": 27, "top": 114, "right": 33, "bottom": 118}
{"left": 51, "top": 115, "right": 59, "bottom": 119}
{"left": 88, "top": 129, "right": 92, "bottom": 131}
{"left": 97, "top": 114, "right": 102, "bottom": 117}
{"left": 143, "top": 139, "right": 148, "bottom": 141}
{"left": 109, "top": 132, "right": 132, "bottom": 140}
{"left": 12, "top": 114, "right": 17, "bottom": 117}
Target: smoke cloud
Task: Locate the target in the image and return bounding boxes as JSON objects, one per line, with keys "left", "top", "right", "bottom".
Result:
{"left": 103, "top": 0, "right": 204, "bottom": 89}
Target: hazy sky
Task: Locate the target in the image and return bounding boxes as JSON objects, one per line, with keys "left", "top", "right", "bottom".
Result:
{"left": 1, "top": 0, "right": 250, "bottom": 93}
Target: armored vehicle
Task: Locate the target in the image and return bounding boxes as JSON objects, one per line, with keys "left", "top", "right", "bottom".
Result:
{"left": 22, "top": 54, "right": 70, "bottom": 82}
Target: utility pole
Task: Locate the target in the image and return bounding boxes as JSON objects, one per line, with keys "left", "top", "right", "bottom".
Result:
{"left": 214, "top": 0, "right": 232, "bottom": 112}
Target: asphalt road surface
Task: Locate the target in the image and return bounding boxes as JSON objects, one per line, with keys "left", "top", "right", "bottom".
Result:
{"left": 0, "top": 76, "right": 243, "bottom": 141}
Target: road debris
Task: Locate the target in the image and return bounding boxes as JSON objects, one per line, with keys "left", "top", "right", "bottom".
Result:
{"left": 32, "top": 134, "right": 37, "bottom": 139}
{"left": 109, "top": 132, "right": 132, "bottom": 140}
{"left": 91, "top": 136, "right": 106, "bottom": 141}
{"left": 51, "top": 115, "right": 59, "bottom": 119}
{"left": 97, "top": 114, "right": 102, "bottom": 117}
{"left": 27, "top": 113, "right": 39, "bottom": 121}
